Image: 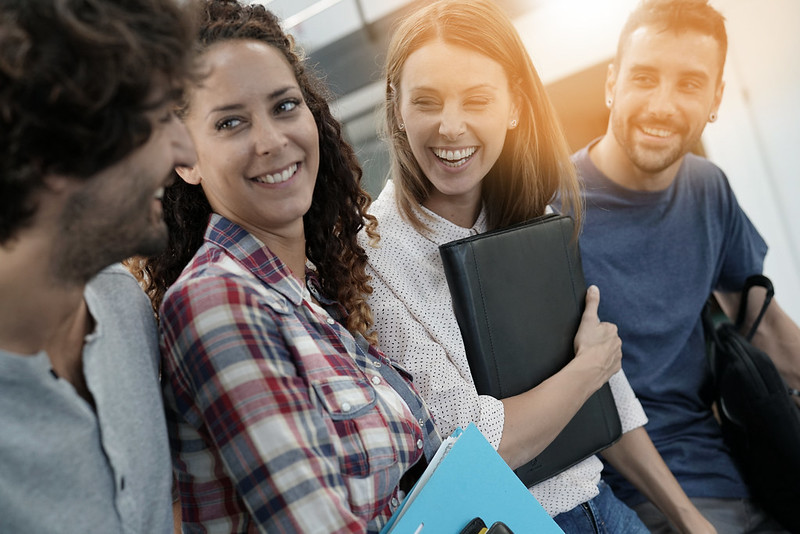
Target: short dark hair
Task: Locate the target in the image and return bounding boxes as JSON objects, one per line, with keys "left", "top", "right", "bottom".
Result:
{"left": 615, "top": 0, "right": 727, "bottom": 79}
{"left": 0, "top": 0, "right": 196, "bottom": 243}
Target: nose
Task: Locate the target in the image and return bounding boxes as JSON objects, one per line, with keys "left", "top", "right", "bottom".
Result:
{"left": 646, "top": 83, "right": 678, "bottom": 119}
{"left": 171, "top": 118, "right": 197, "bottom": 168}
{"left": 253, "top": 116, "right": 288, "bottom": 155}
{"left": 438, "top": 101, "right": 466, "bottom": 140}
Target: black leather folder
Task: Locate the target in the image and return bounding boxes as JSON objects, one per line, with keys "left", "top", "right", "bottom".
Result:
{"left": 439, "top": 213, "right": 621, "bottom": 487}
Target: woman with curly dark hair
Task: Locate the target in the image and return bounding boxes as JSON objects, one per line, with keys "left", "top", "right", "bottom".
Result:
{"left": 132, "top": 0, "right": 440, "bottom": 531}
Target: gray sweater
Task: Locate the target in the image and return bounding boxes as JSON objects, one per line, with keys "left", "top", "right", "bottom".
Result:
{"left": 0, "top": 264, "right": 172, "bottom": 533}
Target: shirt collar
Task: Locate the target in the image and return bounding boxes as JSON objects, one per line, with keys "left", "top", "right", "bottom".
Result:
{"left": 415, "top": 202, "right": 488, "bottom": 247}
{"left": 204, "top": 214, "right": 306, "bottom": 307}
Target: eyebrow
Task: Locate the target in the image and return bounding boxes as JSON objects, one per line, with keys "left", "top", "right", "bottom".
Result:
{"left": 205, "top": 85, "right": 297, "bottom": 118}
{"left": 408, "top": 83, "right": 499, "bottom": 93}
{"left": 629, "top": 64, "right": 710, "bottom": 81}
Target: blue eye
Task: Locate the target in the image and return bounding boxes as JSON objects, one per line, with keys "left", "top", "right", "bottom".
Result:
{"left": 277, "top": 99, "right": 299, "bottom": 114}
{"left": 216, "top": 117, "right": 242, "bottom": 131}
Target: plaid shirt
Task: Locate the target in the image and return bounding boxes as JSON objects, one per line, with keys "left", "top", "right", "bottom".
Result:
{"left": 160, "top": 214, "right": 440, "bottom": 534}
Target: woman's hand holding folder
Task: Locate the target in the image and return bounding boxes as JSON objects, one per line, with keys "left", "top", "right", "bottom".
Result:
{"left": 497, "top": 285, "right": 622, "bottom": 470}
{"left": 572, "top": 285, "right": 623, "bottom": 392}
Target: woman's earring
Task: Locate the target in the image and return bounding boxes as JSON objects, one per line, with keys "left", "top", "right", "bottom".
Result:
{"left": 606, "top": 98, "right": 613, "bottom": 108}
{"left": 510, "top": 119, "right": 518, "bottom": 129}
{"left": 709, "top": 112, "right": 718, "bottom": 122}
{"left": 398, "top": 122, "right": 405, "bottom": 130}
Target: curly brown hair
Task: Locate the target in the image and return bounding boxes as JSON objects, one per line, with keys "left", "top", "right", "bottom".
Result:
{"left": 130, "top": 0, "right": 380, "bottom": 343}
{"left": 0, "top": 0, "right": 196, "bottom": 244}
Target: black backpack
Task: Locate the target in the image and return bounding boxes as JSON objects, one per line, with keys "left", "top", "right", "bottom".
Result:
{"left": 703, "top": 275, "right": 800, "bottom": 532}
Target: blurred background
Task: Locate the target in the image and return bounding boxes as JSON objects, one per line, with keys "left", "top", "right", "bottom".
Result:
{"left": 252, "top": 0, "right": 800, "bottom": 323}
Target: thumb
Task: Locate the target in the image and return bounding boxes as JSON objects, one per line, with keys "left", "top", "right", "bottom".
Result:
{"left": 582, "top": 285, "right": 601, "bottom": 322}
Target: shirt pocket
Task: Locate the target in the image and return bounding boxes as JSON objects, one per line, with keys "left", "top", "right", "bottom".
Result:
{"left": 311, "top": 376, "right": 398, "bottom": 477}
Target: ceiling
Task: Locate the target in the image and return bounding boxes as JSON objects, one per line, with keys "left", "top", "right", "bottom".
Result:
{"left": 250, "top": 0, "right": 535, "bottom": 107}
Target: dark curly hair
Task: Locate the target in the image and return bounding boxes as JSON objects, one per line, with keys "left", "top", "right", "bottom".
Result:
{"left": 0, "top": 0, "right": 196, "bottom": 244}
{"left": 130, "top": 0, "right": 380, "bottom": 343}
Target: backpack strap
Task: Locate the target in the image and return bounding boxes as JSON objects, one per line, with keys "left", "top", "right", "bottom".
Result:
{"left": 735, "top": 274, "right": 774, "bottom": 341}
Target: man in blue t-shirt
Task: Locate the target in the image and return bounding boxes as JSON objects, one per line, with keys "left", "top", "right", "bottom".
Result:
{"left": 569, "top": 0, "right": 800, "bottom": 532}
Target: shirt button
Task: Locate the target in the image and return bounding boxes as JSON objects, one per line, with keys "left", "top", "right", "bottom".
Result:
{"left": 371, "top": 360, "right": 382, "bottom": 368}
{"left": 391, "top": 497, "right": 399, "bottom": 508}
{"left": 418, "top": 418, "right": 425, "bottom": 426}
{"left": 341, "top": 402, "right": 351, "bottom": 413}
{"left": 416, "top": 439, "right": 423, "bottom": 449}
{"left": 371, "top": 376, "right": 381, "bottom": 386}
{"left": 326, "top": 317, "right": 335, "bottom": 325}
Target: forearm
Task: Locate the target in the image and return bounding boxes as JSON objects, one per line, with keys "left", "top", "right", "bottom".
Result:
{"left": 601, "top": 427, "right": 715, "bottom": 534}
{"left": 499, "top": 286, "right": 622, "bottom": 469}
{"left": 751, "top": 299, "right": 800, "bottom": 390}
{"left": 716, "top": 291, "right": 800, "bottom": 392}
{"left": 498, "top": 358, "right": 603, "bottom": 470}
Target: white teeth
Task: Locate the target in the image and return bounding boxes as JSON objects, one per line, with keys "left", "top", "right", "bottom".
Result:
{"left": 254, "top": 163, "right": 298, "bottom": 184}
{"left": 154, "top": 187, "right": 164, "bottom": 200}
{"left": 433, "top": 147, "right": 476, "bottom": 166}
{"left": 642, "top": 127, "right": 672, "bottom": 138}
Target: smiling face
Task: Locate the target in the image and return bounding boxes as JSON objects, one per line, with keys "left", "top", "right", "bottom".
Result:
{"left": 396, "top": 39, "right": 518, "bottom": 223}
{"left": 178, "top": 39, "right": 319, "bottom": 241}
{"left": 605, "top": 25, "right": 724, "bottom": 190}
{"left": 54, "top": 92, "right": 196, "bottom": 283}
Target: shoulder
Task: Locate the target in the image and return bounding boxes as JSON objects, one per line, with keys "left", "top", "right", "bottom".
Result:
{"left": 678, "top": 154, "right": 740, "bottom": 211}
{"left": 161, "top": 247, "right": 290, "bottom": 331}
{"left": 88, "top": 263, "right": 147, "bottom": 301}
{"left": 363, "top": 182, "right": 424, "bottom": 267}
{"left": 86, "top": 264, "right": 153, "bottom": 326}
{"left": 84, "top": 265, "right": 160, "bottom": 371}
{"left": 367, "top": 180, "right": 405, "bottom": 230}
{"left": 681, "top": 153, "right": 730, "bottom": 189}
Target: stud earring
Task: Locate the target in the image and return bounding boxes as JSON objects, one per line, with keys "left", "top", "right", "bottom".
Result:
{"left": 606, "top": 98, "right": 613, "bottom": 108}
{"left": 709, "top": 112, "right": 717, "bottom": 123}
{"left": 510, "top": 119, "right": 518, "bottom": 128}
{"left": 398, "top": 122, "right": 405, "bottom": 130}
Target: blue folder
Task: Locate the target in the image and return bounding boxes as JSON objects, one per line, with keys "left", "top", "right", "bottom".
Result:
{"left": 381, "top": 423, "right": 563, "bottom": 534}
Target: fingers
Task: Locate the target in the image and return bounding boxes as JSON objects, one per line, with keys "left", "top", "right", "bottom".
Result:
{"left": 582, "top": 285, "right": 600, "bottom": 322}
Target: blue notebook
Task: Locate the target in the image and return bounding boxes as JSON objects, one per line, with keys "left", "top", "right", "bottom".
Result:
{"left": 381, "top": 423, "right": 563, "bottom": 534}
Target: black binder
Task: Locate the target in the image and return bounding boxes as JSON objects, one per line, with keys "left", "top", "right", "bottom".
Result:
{"left": 439, "top": 214, "right": 621, "bottom": 487}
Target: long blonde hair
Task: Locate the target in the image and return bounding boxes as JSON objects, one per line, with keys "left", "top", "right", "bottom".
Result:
{"left": 384, "top": 0, "right": 582, "bottom": 232}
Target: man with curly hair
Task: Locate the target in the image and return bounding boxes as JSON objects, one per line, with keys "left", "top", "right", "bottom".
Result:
{"left": 0, "top": 0, "right": 196, "bottom": 531}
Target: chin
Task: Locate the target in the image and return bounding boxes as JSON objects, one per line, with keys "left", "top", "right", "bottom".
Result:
{"left": 130, "top": 228, "right": 169, "bottom": 259}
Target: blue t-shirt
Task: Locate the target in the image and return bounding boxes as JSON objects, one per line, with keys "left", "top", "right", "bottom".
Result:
{"left": 565, "top": 140, "right": 768, "bottom": 506}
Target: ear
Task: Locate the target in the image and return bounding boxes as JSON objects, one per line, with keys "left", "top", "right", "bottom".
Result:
{"left": 604, "top": 63, "right": 618, "bottom": 108}
{"left": 509, "top": 90, "right": 522, "bottom": 130}
{"left": 393, "top": 102, "right": 406, "bottom": 132}
{"left": 710, "top": 79, "right": 725, "bottom": 118}
{"left": 175, "top": 164, "right": 201, "bottom": 185}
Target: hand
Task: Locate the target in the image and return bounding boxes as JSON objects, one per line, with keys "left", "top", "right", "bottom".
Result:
{"left": 678, "top": 513, "right": 717, "bottom": 534}
{"left": 572, "top": 285, "right": 622, "bottom": 389}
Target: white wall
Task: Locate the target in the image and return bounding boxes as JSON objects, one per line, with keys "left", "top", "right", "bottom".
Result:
{"left": 702, "top": 0, "right": 800, "bottom": 323}
{"left": 514, "top": 0, "right": 800, "bottom": 323}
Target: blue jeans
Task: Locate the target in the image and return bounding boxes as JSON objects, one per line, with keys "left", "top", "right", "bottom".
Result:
{"left": 553, "top": 481, "right": 649, "bottom": 534}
